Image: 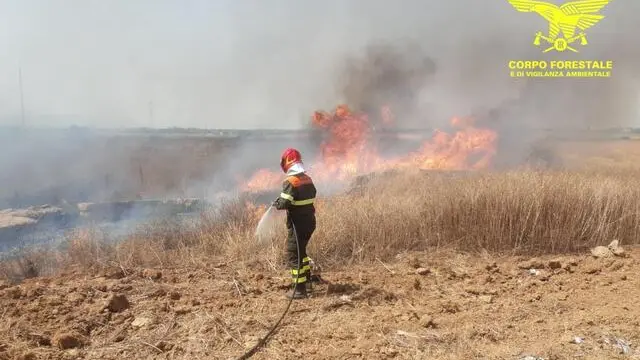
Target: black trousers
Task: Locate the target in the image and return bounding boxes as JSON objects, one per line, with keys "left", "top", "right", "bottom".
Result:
{"left": 286, "top": 214, "right": 316, "bottom": 284}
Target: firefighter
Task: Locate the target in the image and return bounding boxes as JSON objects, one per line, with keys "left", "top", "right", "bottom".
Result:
{"left": 272, "top": 148, "right": 317, "bottom": 299}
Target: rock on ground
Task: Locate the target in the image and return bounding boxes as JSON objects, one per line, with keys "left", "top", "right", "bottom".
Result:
{"left": 52, "top": 332, "right": 84, "bottom": 350}
{"left": 105, "top": 294, "right": 130, "bottom": 313}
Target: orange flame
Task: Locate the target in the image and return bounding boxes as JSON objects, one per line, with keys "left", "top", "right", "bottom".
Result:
{"left": 240, "top": 105, "right": 497, "bottom": 193}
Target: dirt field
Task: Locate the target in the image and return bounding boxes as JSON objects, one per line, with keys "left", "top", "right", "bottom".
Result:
{"left": 1, "top": 245, "right": 639, "bottom": 360}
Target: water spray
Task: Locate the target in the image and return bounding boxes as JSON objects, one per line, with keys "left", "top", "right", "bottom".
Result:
{"left": 237, "top": 205, "right": 301, "bottom": 360}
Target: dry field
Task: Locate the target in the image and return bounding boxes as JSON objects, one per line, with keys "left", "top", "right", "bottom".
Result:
{"left": 2, "top": 139, "right": 640, "bottom": 359}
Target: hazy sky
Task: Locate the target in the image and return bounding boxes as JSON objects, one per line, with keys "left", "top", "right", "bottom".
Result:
{"left": 0, "top": 0, "right": 638, "bottom": 129}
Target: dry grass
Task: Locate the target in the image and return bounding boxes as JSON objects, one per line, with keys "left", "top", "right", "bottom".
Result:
{"left": 319, "top": 168, "right": 640, "bottom": 258}
{"left": 3, "top": 165, "right": 640, "bottom": 283}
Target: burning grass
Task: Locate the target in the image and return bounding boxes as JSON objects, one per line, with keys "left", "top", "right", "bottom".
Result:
{"left": 240, "top": 104, "right": 498, "bottom": 192}
{"left": 3, "top": 167, "right": 640, "bottom": 283}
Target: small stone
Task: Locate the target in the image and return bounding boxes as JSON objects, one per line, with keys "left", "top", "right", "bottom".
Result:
{"left": 584, "top": 265, "right": 601, "bottom": 275}
{"left": 141, "top": 269, "right": 162, "bottom": 280}
{"left": 591, "top": 246, "right": 612, "bottom": 258}
{"left": 606, "top": 240, "right": 626, "bottom": 257}
{"left": 52, "top": 332, "right": 83, "bottom": 349}
{"left": 528, "top": 268, "right": 540, "bottom": 276}
{"left": 479, "top": 295, "right": 493, "bottom": 304}
{"left": 548, "top": 259, "right": 562, "bottom": 269}
{"left": 131, "top": 317, "right": 153, "bottom": 328}
{"left": 568, "top": 259, "right": 579, "bottom": 266}
{"left": 105, "top": 294, "right": 130, "bottom": 313}
{"left": 612, "top": 246, "right": 626, "bottom": 257}
{"left": 518, "top": 258, "right": 545, "bottom": 269}
{"left": 18, "top": 352, "right": 37, "bottom": 360}
{"left": 415, "top": 268, "right": 430, "bottom": 275}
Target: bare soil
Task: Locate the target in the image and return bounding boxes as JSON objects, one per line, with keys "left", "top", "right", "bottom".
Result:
{"left": 1, "top": 246, "right": 640, "bottom": 360}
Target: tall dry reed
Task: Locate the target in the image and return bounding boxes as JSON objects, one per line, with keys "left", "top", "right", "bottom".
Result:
{"left": 3, "top": 168, "right": 640, "bottom": 281}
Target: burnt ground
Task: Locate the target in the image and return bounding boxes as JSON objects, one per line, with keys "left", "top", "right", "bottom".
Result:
{"left": 1, "top": 247, "right": 640, "bottom": 360}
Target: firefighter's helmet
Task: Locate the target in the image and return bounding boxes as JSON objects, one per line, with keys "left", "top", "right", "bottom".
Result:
{"left": 280, "top": 148, "right": 302, "bottom": 173}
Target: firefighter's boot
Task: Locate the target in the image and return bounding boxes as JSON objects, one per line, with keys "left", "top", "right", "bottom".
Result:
{"left": 307, "top": 259, "right": 325, "bottom": 285}
{"left": 289, "top": 283, "right": 307, "bottom": 299}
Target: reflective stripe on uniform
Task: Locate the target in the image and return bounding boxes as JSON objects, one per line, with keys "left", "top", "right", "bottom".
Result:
{"left": 301, "top": 257, "right": 311, "bottom": 272}
{"left": 286, "top": 174, "right": 313, "bottom": 187}
{"left": 291, "top": 268, "right": 308, "bottom": 275}
{"left": 293, "top": 276, "right": 307, "bottom": 283}
{"left": 280, "top": 192, "right": 294, "bottom": 201}
{"left": 292, "top": 198, "right": 315, "bottom": 206}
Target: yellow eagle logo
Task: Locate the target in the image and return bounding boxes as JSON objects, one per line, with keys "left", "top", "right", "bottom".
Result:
{"left": 507, "top": 0, "right": 611, "bottom": 52}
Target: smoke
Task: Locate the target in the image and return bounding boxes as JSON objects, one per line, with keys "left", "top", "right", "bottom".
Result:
{"left": 337, "top": 43, "right": 437, "bottom": 126}
{"left": 2, "top": 0, "right": 638, "bottom": 129}
{"left": 0, "top": 0, "right": 635, "bottom": 128}
{"left": 315, "top": 0, "right": 640, "bottom": 167}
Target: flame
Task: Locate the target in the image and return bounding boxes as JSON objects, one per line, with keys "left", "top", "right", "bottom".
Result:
{"left": 240, "top": 105, "right": 497, "bottom": 193}
{"left": 241, "top": 169, "right": 283, "bottom": 193}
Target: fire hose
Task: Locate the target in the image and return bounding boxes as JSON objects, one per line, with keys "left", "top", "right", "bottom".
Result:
{"left": 236, "top": 206, "right": 301, "bottom": 360}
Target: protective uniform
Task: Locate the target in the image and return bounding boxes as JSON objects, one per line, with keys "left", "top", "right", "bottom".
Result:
{"left": 272, "top": 148, "right": 316, "bottom": 299}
